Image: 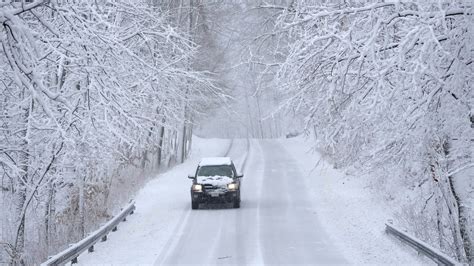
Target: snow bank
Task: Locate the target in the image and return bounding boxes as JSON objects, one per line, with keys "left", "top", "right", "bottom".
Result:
{"left": 279, "top": 135, "right": 432, "bottom": 265}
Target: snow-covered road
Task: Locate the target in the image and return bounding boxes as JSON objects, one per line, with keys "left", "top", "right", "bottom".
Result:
{"left": 77, "top": 138, "right": 346, "bottom": 265}
{"left": 157, "top": 139, "right": 345, "bottom": 265}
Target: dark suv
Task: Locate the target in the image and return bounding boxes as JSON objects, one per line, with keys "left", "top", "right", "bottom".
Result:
{"left": 188, "top": 157, "right": 243, "bottom": 209}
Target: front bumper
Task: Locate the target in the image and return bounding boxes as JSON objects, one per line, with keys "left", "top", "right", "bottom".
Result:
{"left": 191, "top": 189, "right": 239, "bottom": 203}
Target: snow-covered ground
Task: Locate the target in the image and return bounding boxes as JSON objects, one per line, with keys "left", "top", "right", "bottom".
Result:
{"left": 280, "top": 135, "right": 432, "bottom": 265}
{"left": 74, "top": 136, "right": 430, "bottom": 265}
{"left": 75, "top": 136, "right": 231, "bottom": 265}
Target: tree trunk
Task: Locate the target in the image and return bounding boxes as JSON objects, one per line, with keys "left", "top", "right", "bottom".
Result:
{"left": 13, "top": 184, "right": 26, "bottom": 265}
{"left": 432, "top": 138, "right": 468, "bottom": 262}
{"left": 448, "top": 174, "right": 472, "bottom": 263}
{"left": 157, "top": 124, "right": 165, "bottom": 167}
{"left": 12, "top": 99, "right": 33, "bottom": 265}
{"left": 255, "top": 94, "right": 264, "bottom": 139}
{"left": 44, "top": 180, "right": 56, "bottom": 257}
{"left": 187, "top": 123, "right": 193, "bottom": 158}
{"left": 180, "top": 122, "right": 187, "bottom": 163}
{"left": 78, "top": 174, "right": 86, "bottom": 239}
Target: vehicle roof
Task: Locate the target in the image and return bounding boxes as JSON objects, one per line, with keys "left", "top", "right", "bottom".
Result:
{"left": 198, "top": 157, "right": 232, "bottom": 166}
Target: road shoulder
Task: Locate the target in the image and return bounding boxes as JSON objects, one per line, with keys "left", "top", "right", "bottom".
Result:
{"left": 279, "top": 136, "right": 431, "bottom": 265}
{"left": 75, "top": 137, "right": 230, "bottom": 265}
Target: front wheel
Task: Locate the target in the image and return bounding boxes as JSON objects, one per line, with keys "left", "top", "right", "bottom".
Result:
{"left": 191, "top": 200, "right": 199, "bottom": 210}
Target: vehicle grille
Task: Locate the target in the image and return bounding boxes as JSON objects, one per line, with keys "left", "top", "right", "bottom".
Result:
{"left": 203, "top": 184, "right": 226, "bottom": 192}
{"left": 203, "top": 184, "right": 218, "bottom": 191}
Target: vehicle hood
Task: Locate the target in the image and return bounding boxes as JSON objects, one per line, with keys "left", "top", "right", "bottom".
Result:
{"left": 196, "top": 175, "right": 233, "bottom": 187}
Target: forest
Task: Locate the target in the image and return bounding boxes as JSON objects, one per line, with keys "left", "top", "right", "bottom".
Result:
{"left": 0, "top": 0, "right": 472, "bottom": 264}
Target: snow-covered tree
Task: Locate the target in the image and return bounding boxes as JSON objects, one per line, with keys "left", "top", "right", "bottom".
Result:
{"left": 0, "top": 0, "right": 223, "bottom": 263}
{"left": 271, "top": 0, "right": 473, "bottom": 263}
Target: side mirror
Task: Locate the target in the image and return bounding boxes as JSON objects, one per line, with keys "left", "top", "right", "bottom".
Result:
{"left": 187, "top": 174, "right": 195, "bottom": 179}
{"left": 236, "top": 173, "right": 244, "bottom": 178}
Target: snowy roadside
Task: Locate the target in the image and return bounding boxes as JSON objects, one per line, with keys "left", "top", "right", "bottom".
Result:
{"left": 74, "top": 136, "right": 230, "bottom": 265}
{"left": 279, "top": 135, "right": 433, "bottom": 265}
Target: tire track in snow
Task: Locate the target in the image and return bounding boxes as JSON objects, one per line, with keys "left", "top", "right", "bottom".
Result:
{"left": 154, "top": 138, "right": 234, "bottom": 265}
{"left": 250, "top": 139, "right": 265, "bottom": 265}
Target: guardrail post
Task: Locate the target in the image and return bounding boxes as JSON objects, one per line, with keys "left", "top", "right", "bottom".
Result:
{"left": 88, "top": 245, "right": 94, "bottom": 252}
{"left": 112, "top": 226, "right": 117, "bottom": 232}
{"left": 71, "top": 257, "right": 78, "bottom": 264}
{"left": 101, "top": 235, "right": 107, "bottom": 242}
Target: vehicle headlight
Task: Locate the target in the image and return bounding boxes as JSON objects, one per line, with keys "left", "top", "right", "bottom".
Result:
{"left": 227, "top": 183, "right": 238, "bottom": 190}
{"left": 192, "top": 184, "right": 202, "bottom": 192}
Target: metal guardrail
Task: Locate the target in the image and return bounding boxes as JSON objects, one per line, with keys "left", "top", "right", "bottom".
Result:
{"left": 41, "top": 201, "right": 136, "bottom": 266}
{"left": 385, "top": 222, "right": 461, "bottom": 266}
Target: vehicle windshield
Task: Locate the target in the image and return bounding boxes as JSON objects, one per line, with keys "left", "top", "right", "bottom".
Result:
{"left": 197, "top": 165, "right": 233, "bottom": 177}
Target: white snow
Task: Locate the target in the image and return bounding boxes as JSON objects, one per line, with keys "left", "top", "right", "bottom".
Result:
{"left": 74, "top": 137, "right": 231, "bottom": 265}
{"left": 74, "top": 136, "right": 436, "bottom": 265}
{"left": 198, "top": 157, "right": 232, "bottom": 166}
{"left": 196, "top": 175, "right": 233, "bottom": 187}
{"left": 279, "top": 135, "right": 433, "bottom": 265}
